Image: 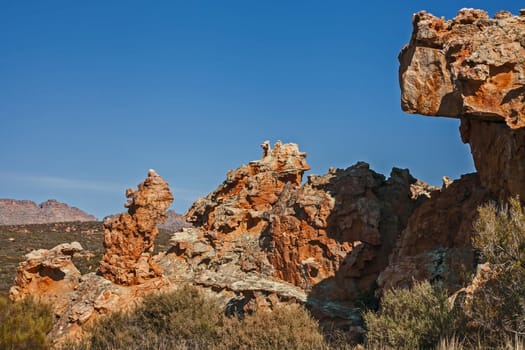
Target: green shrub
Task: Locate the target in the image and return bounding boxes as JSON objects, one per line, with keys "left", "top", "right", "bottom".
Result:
{"left": 77, "top": 285, "right": 221, "bottom": 350}
{"left": 469, "top": 196, "right": 525, "bottom": 341}
{"left": 219, "top": 303, "right": 326, "bottom": 350}
{"left": 0, "top": 295, "right": 53, "bottom": 350}
{"left": 363, "top": 281, "right": 455, "bottom": 349}
{"left": 73, "top": 286, "right": 327, "bottom": 350}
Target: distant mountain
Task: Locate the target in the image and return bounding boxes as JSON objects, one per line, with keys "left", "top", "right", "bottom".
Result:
{"left": 0, "top": 199, "right": 97, "bottom": 225}
{"left": 157, "top": 209, "right": 192, "bottom": 232}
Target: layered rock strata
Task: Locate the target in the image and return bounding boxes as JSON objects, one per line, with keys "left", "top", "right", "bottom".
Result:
{"left": 99, "top": 169, "right": 173, "bottom": 285}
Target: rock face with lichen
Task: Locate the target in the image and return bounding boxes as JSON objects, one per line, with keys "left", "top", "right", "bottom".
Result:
{"left": 182, "top": 142, "right": 434, "bottom": 301}
{"left": 400, "top": 8, "right": 525, "bottom": 201}
{"left": 264, "top": 164, "right": 433, "bottom": 300}
{"left": 185, "top": 141, "right": 310, "bottom": 234}
{"left": 400, "top": 8, "right": 525, "bottom": 127}
{"left": 99, "top": 169, "right": 173, "bottom": 285}
{"left": 378, "top": 173, "right": 492, "bottom": 291}
{"left": 382, "top": 8, "right": 525, "bottom": 291}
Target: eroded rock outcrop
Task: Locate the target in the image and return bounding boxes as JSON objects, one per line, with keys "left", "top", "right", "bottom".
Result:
{"left": 400, "top": 8, "right": 525, "bottom": 127}
{"left": 185, "top": 140, "right": 310, "bottom": 234}
{"left": 9, "top": 242, "right": 84, "bottom": 302}
{"left": 383, "top": 8, "right": 525, "bottom": 291}
{"left": 378, "top": 173, "right": 491, "bottom": 291}
{"left": 181, "top": 143, "right": 434, "bottom": 302}
{"left": 99, "top": 169, "right": 173, "bottom": 285}
{"left": 400, "top": 8, "right": 525, "bottom": 201}
{"left": 264, "top": 163, "right": 434, "bottom": 300}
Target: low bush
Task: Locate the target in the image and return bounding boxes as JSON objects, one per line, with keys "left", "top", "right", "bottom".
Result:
{"left": 363, "top": 280, "right": 455, "bottom": 349}
{"left": 219, "top": 303, "right": 326, "bottom": 350}
{"left": 73, "top": 285, "right": 327, "bottom": 350}
{"left": 0, "top": 295, "right": 53, "bottom": 350}
{"left": 468, "top": 196, "right": 525, "bottom": 343}
{"left": 76, "top": 285, "right": 220, "bottom": 349}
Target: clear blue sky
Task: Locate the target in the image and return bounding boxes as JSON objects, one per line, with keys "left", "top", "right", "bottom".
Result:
{"left": 1, "top": 1, "right": 522, "bottom": 219}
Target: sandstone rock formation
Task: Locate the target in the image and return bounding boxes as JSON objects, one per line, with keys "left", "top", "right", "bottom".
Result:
{"left": 378, "top": 173, "right": 491, "bottom": 291}
{"left": 9, "top": 242, "right": 84, "bottom": 303}
{"left": 0, "top": 199, "right": 96, "bottom": 225}
{"left": 382, "top": 8, "right": 525, "bottom": 292}
{"left": 99, "top": 169, "right": 174, "bottom": 285}
{"left": 400, "top": 8, "right": 525, "bottom": 127}
{"left": 11, "top": 243, "right": 171, "bottom": 344}
{"left": 182, "top": 142, "right": 434, "bottom": 301}
{"left": 400, "top": 8, "right": 525, "bottom": 201}
{"left": 186, "top": 140, "right": 310, "bottom": 234}
{"left": 264, "top": 163, "right": 434, "bottom": 300}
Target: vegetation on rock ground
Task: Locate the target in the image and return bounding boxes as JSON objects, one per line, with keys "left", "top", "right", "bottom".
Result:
{"left": 469, "top": 196, "right": 525, "bottom": 344}
{"left": 363, "top": 280, "right": 455, "bottom": 349}
{"left": 3, "top": 197, "right": 525, "bottom": 349}
{"left": 0, "top": 295, "right": 53, "bottom": 350}
{"left": 67, "top": 285, "right": 327, "bottom": 350}
{"left": 363, "top": 196, "right": 525, "bottom": 349}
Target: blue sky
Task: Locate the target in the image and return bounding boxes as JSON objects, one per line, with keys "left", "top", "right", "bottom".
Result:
{"left": 1, "top": 1, "right": 522, "bottom": 219}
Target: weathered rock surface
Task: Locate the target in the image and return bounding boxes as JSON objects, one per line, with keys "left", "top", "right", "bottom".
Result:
{"left": 9, "top": 242, "right": 84, "bottom": 302}
{"left": 460, "top": 118, "right": 525, "bottom": 200}
{"left": 182, "top": 142, "right": 434, "bottom": 301}
{"left": 388, "top": 8, "right": 525, "bottom": 292}
{"left": 0, "top": 199, "right": 96, "bottom": 225}
{"left": 264, "top": 163, "right": 434, "bottom": 300}
{"left": 99, "top": 169, "right": 174, "bottom": 285}
{"left": 400, "top": 8, "right": 525, "bottom": 202}
{"left": 378, "top": 173, "right": 492, "bottom": 291}
{"left": 185, "top": 141, "right": 310, "bottom": 234}
{"left": 400, "top": 8, "right": 525, "bottom": 128}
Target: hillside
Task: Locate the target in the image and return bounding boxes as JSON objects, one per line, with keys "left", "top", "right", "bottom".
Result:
{"left": 0, "top": 199, "right": 97, "bottom": 225}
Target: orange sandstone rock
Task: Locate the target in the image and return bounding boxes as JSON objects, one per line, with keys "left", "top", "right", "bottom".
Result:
{"left": 185, "top": 141, "right": 310, "bottom": 234}
{"left": 400, "top": 9, "right": 525, "bottom": 128}
{"left": 184, "top": 143, "right": 434, "bottom": 300}
{"left": 9, "top": 242, "right": 83, "bottom": 302}
{"left": 265, "top": 163, "right": 433, "bottom": 300}
{"left": 378, "top": 174, "right": 491, "bottom": 291}
{"left": 99, "top": 169, "right": 173, "bottom": 285}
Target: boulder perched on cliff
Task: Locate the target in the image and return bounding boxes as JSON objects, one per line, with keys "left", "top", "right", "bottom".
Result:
{"left": 99, "top": 169, "right": 174, "bottom": 285}
{"left": 400, "top": 8, "right": 525, "bottom": 201}
{"left": 400, "top": 8, "right": 525, "bottom": 127}
{"left": 382, "top": 8, "right": 525, "bottom": 291}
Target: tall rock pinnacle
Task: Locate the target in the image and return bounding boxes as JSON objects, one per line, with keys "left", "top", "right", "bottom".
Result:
{"left": 99, "top": 169, "right": 173, "bottom": 285}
